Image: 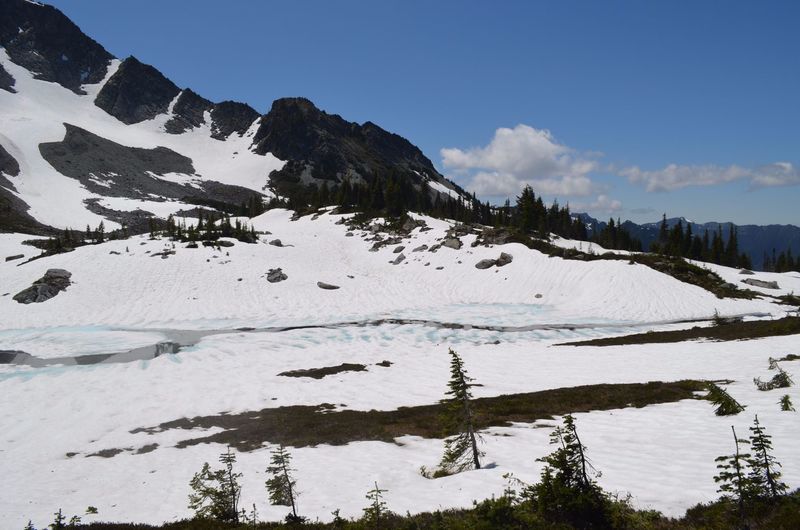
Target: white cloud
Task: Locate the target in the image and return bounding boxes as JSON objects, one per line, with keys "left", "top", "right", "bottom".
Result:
{"left": 441, "top": 124, "right": 599, "bottom": 197}
{"left": 749, "top": 162, "right": 800, "bottom": 188}
{"left": 572, "top": 194, "right": 623, "bottom": 215}
{"left": 620, "top": 162, "right": 800, "bottom": 192}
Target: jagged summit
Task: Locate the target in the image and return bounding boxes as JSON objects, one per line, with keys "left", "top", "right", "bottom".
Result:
{"left": 0, "top": 0, "right": 112, "bottom": 93}
{"left": 252, "top": 97, "right": 451, "bottom": 194}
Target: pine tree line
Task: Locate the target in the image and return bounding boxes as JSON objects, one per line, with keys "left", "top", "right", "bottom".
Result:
{"left": 154, "top": 212, "right": 258, "bottom": 244}
{"left": 762, "top": 247, "right": 800, "bottom": 273}
{"left": 650, "top": 215, "right": 753, "bottom": 269}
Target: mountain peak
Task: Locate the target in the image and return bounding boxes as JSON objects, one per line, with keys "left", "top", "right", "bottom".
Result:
{"left": 0, "top": 0, "right": 113, "bottom": 93}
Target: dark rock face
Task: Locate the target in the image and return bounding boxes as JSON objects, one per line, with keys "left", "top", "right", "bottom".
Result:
{"left": 210, "top": 101, "right": 259, "bottom": 140}
{"left": 1, "top": 143, "right": 51, "bottom": 234}
{"left": 13, "top": 268, "right": 72, "bottom": 304}
{"left": 251, "top": 97, "right": 461, "bottom": 197}
{"left": 0, "top": 0, "right": 113, "bottom": 93}
{"left": 0, "top": 143, "right": 20, "bottom": 177}
{"left": 0, "top": 63, "right": 16, "bottom": 93}
{"left": 95, "top": 57, "right": 180, "bottom": 124}
{"left": 163, "top": 92, "right": 259, "bottom": 139}
{"left": 40, "top": 123, "right": 194, "bottom": 197}
{"left": 164, "top": 89, "right": 212, "bottom": 134}
{"left": 39, "top": 124, "right": 263, "bottom": 221}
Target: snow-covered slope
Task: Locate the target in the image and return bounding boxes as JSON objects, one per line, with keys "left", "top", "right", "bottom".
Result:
{"left": 0, "top": 47, "right": 283, "bottom": 230}
{"left": 0, "top": 210, "right": 798, "bottom": 527}
{"left": 0, "top": 210, "right": 783, "bottom": 331}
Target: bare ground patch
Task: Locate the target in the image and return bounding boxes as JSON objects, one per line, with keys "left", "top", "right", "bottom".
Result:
{"left": 128, "top": 380, "right": 704, "bottom": 452}
{"left": 558, "top": 316, "right": 800, "bottom": 347}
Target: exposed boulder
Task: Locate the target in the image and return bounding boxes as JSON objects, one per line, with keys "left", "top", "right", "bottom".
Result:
{"left": 5, "top": 254, "right": 24, "bottom": 262}
{"left": 741, "top": 278, "right": 780, "bottom": 290}
{"left": 442, "top": 238, "right": 462, "bottom": 250}
{"left": 317, "top": 281, "right": 340, "bottom": 290}
{"left": 739, "top": 269, "right": 755, "bottom": 275}
{"left": 13, "top": 269, "right": 72, "bottom": 304}
{"left": 391, "top": 253, "right": 406, "bottom": 265}
{"left": 496, "top": 252, "right": 513, "bottom": 267}
{"left": 475, "top": 253, "right": 513, "bottom": 269}
{"left": 267, "top": 268, "right": 287, "bottom": 283}
{"left": 412, "top": 244, "right": 428, "bottom": 252}
{"left": 269, "top": 239, "right": 284, "bottom": 247}
{"left": 393, "top": 245, "right": 405, "bottom": 254}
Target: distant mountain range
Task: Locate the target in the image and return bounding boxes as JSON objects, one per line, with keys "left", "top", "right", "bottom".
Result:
{"left": 577, "top": 214, "right": 800, "bottom": 269}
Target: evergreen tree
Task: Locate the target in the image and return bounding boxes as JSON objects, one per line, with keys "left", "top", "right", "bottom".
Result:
{"left": 362, "top": 482, "right": 389, "bottom": 529}
{"left": 526, "top": 414, "right": 609, "bottom": 527}
{"left": 706, "top": 382, "right": 746, "bottom": 416}
{"left": 746, "top": 415, "right": 787, "bottom": 500}
{"left": 265, "top": 445, "right": 301, "bottom": 522}
{"left": 24, "top": 520, "right": 35, "bottom": 530}
{"left": 188, "top": 447, "right": 242, "bottom": 523}
{"left": 658, "top": 213, "right": 668, "bottom": 247}
{"left": 48, "top": 509, "right": 65, "bottom": 530}
{"left": 779, "top": 394, "right": 795, "bottom": 412}
{"left": 439, "top": 348, "right": 482, "bottom": 474}
{"left": 714, "top": 425, "right": 754, "bottom": 522}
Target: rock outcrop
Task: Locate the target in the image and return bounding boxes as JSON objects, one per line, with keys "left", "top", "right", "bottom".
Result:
{"left": 13, "top": 269, "right": 72, "bottom": 304}
{"left": 267, "top": 268, "right": 287, "bottom": 283}
{"left": 741, "top": 278, "right": 780, "bottom": 290}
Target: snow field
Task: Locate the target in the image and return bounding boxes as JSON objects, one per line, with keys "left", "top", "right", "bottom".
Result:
{"left": 1, "top": 210, "right": 799, "bottom": 527}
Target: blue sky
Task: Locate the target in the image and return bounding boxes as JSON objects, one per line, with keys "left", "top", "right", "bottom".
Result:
{"left": 48, "top": 0, "right": 799, "bottom": 225}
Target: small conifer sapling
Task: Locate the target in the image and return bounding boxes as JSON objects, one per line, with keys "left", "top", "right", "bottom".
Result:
{"left": 746, "top": 415, "right": 787, "bottom": 500}
{"left": 438, "top": 348, "right": 483, "bottom": 474}
{"left": 265, "top": 444, "right": 301, "bottom": 522}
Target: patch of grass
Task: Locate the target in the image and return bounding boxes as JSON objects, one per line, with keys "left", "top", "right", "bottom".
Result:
{"left": 277, "top": 363, "right": 367, "bottom": 379}
{"left": 560, "top": 316, "right": 800, "bottom": 347}
{"left": 130, "top": 381, "right": 704, "bottom": 451}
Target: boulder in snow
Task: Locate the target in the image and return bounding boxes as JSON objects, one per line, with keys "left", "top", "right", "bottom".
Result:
{"left": 13, "top": 269, "right": 72, "bottom": 304}
{"left": 475, "top": 259, "right": 496, "bottom": 270}
{"left": 267, "top": 268, "right": 288, "bottom": 283}
{"left": 496, "top": 252, "right": 513, "bottom": 267}
{"left": 741, "top": 278, "right": 780, "bottom": 290}
{"left": 317, "top": 281, "right": 340, "bottom": 290}
{"left": 442, "top": 238, "right": 462, "bottom": 250}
